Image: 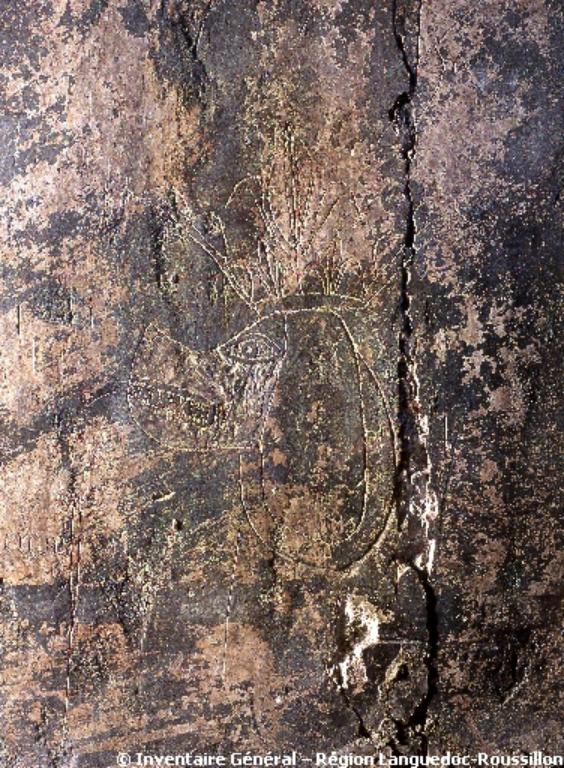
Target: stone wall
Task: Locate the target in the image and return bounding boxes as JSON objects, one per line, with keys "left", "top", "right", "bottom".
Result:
{"left": 0, "top": 1, "right": 561, "bottom": 764}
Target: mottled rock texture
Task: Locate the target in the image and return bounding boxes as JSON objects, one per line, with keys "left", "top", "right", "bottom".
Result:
{"left": 0, "top": 0, "right": 561, "bottom": 765}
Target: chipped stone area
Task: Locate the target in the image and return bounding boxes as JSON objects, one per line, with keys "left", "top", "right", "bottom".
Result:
{"left": 0, "top": 0, "right": 561, "bottom": 765}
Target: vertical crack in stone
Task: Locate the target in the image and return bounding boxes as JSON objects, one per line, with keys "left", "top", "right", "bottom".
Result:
{"left": 401, "top": 563, "right": 440, "bottom": 753}
{"left": 389, "top": 1, "right": 421, "bottom": 515}
{"left": 389, "top": 0, "right": 439, "bottom": 752}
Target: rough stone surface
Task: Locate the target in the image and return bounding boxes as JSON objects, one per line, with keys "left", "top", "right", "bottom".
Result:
{"left": 0, "top": 0, "right": 561, "bottom": 765}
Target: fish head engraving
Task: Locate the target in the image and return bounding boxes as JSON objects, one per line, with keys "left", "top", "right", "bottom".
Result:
{"left": 128, "top": 302, "right": 396, "bottom": 570}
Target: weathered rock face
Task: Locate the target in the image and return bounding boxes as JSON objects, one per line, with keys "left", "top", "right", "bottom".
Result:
{"left": 413, "top": 0, "right": 563, "bottom": 750}
{"left": 0, "top": 0, "right": 561, "bottom": 765}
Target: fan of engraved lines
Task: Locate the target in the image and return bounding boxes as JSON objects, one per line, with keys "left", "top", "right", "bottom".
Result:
{"left": 174, "top": 129, "right": 396, "bottom": 311}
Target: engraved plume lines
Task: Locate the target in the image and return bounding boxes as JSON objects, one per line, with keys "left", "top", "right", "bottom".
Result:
{"left": 173, "top": 129, "right": 394, "bottom": 309}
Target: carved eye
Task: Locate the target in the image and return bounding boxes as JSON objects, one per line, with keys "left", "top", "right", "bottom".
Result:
{"left": 220, "top": 332, "right": 282, "bottom": 364}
